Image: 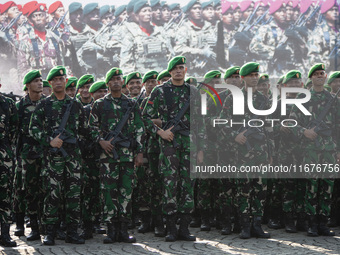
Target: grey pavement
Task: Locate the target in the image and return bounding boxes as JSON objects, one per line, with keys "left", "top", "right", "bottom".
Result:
{"left": 1, "top": 225, "right": 339, "bottom": 254}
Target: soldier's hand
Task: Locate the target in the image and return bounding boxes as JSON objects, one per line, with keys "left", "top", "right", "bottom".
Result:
{"left": 303, "top": 128, "right": 318, "bottom": 140}
{"left": 157, "top": 126, "right": 174, "bottom": 141}
{"left": 280, "top": 126, "right": 290, "bottom": 134}
{"left": 197, "top": 150, "right": 204, "bottom": 164}
{"left": 50, "top": 134, "right": 63, "bottom": 148}
{"left": 152, "top": 118, "right": 162, "bottom": 127}
{"left": 99, "top": 138, "right": 114, "bottom": 154}
{"left": 134, "top": 153, "right": 144, "bottom": 167}
{"left": 235, "top": 130, "right": 247, "bottom": 145}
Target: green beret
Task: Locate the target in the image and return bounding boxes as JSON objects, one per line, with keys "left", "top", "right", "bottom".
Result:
{"left": 157, "top": 70, "right": 171, "bottom": 81}
{"left": 277, "top": 75, "right": 285, "bottom": 84}
{"left": 258, "top": 73, "right": 269, "bottom": 84}
{"left": 23, "top": 85, "right": 27, "bottom": 91}
{"left": 83, "top": 3, "right": 98, "bottom": 16}
{"left": 89, "top": 81, "right": 107, "bottom": 93}
{"left": 69, "top": 2, "right": 82, "bottom": 14}
{"left": 150, "top": 0, "right": 161, "bottom": 8}
{"left": 283, "top": 70, "right": 301, "bottom": 84}
{"left": 202, "top": 0, "right": 213, "bottom": 9}
{"left": 77, "top": 74, "right": 94, "bottom": 88}
{"left": 327, "top": 71, "right": 340, "bottom": 85}
{"left": 183, "top": 0, "right": 200, "bottom": 13}
{"left": 100, "top": 5, "right": 112, "bottom": 18}
{"left": 167, "top": 55, "right": 186, "bottom": 71}
{"left": 204, "top": 70, "right": 221, "bottom": 83}
{"left": 134, "top": 0, "right": 149, "bottom": 13}
{"left": 23, "top": 69, "right": 42, "bottom": 85}
{"left": 224, "top": 66, "right": 240, "bottom": 79}
{"left": 105, "top": 67, "right": 123, "bottom": 84}
{"left": 142, "top": 70, "right": 159, "bottom": 83}
{"left": 308, "top": 63, "right": 325, "bottom": 78}
{"left": 185, "top": 77, "right": 197, "bottom": 86}
{"left": 239, "top": 62, "right": 260, "bottom": 76}
{"left": 126, "top": 72, "right": 142, "bottom": 85}
{"left": 169, "top": 3, "right": 180, "bottom": 11}
{"left": 160, "top": 1, "right": 169, "bottom": 7}
{"left": 213, "top": 0, "right": 221, "bottom": 7}
{"left": 115, "top": 4, "right": 126, "bottom": 16}
{"left": 127, "top": 0, "right": 137, "bottom": 13}
{"left": 43, "top": 80, "right": 51, "bottom": 88}
{"left": 47, "top": 65, "right": 67, "bottom": 81}
{"left": 123, "top": 75, "right": 127, "bottom": 88}
{"left": 65, "top": 77, "right": 78, "bottom": 89}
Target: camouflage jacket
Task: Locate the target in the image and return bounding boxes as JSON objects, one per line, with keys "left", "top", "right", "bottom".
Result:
{"left": 48, "top": 19, "right": 71, "bottom": 45}
{"left": 69, "top": 24, "right": 95, "bottom": 51}
{"left": 143, "top": 80, "right": 205, "bottom": 152}
{"left": 0, "top": 95, "right": 18, "bottom": 161}
{"left": 89, "top": 93, "right": 144, "bottom": 162}
{"left": 289, "top": 88, "right": 340, "bottom": 152}
{"left": 16, "top": 94, "right": 45, "bottom": 159}
{"left": 120, "top": 24, "right": 171, "bottom": 74}
{"left": 29, "top": 93, "right": 89, "bottom": 155}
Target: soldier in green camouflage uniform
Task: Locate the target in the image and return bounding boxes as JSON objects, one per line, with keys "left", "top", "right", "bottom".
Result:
{"left": 144, "top": 56, "right": 204, "bottom": 242}
{"left": 0, "top": 87, "right": 18, "bottom": 247}
{"left": 29, "top": 66, "right": 87, "bottom": 245}
{"left": 219, "top": 62, "right": 271, "bottom": 239}
{"left": 76, "top": 74, "right": 94, "bottom": 106}
{"left": 89, "top": 67, "right": 144, "bottom": 244}
{"left": 65, "top": 77, "right": 78, "bottom": 98}
{"left": 289, "top": 63, "right": 340, "bottom": 237}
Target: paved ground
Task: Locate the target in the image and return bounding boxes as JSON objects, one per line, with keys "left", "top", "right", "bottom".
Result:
{"left": 0, "top": 225, "right": 339, "bottom": 254}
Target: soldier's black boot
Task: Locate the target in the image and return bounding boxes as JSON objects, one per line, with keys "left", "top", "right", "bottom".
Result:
{"left": 56, "top": 223, "right": 66, "bottom": 240}
{"left": 178, "top": 214, "right": 196, "bottom": 241}
{"left": 118, "top": 221, "right": 136, "bottom": 243}
{"left": 14, "top": 213, "right": 25, "bottom": 236}
{"left": 94, "top": 220, "right": 106, "bottom": 234}
{"left": 200, "top": 210, "right": 211, "bottom": 231}
{"left": 189, "top": 209, "right": 201, "bottom": 228}
{"left": 267, "top": 208, "right": 282, "bottom": 229}
{"left": 43, "top": 224, "right": 56, "bottom": 245}
{"left": 284, "top": 212, "right": 297, "bottom": 233}
{"left": 318, "top": 215, "right": 335, "bottom": 236}
{"left": 296, "top": 212, "right": 308, "bottom": 231}
{"left": 65, "top": 224, "right": 85, "bottom": 244}
{"left": 27, "top": 215, "right": 40, "bottom": 241}
{"left": 221, "top": 214, "right": 232, "bottom": 235}
{"left": 0, "top": 222, "right": 17, "bottom": 247}
{"left": 103, "top": 223, "right": 116, "bottom": 243}
{"left": 154, "top": 215, "right": 166, "bottom": 237}
{"left": 165, "top": 215, "right": 177, "bottom": 242}
{"left": 80, "top": 221, "right": 93, "bottom": 240}
{"left": 307, "top": 215, "right": 318, "bottom": 237}
{"left": 233, "top": 211, "right": 241, "bottom": 233}
{"left": 251, "top": 216, "right": 271, "bottom": 238}
{"left": 239, "top": 214, "right": 251, "bottom": 239}
{"left": 138, "top": 211, "right": 151, "bottom": 233}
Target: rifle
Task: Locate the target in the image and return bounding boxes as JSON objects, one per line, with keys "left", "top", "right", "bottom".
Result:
{"left": 304, "top": 88, "right": 340, "bottom": 147}
{"left": 244, "top": 9, "right": 269, "bottom": 31}
{"left": 163, "top": 12, "right": 183, "bottom": 30}
{"left": 162, "top": 83, "right": 202, "bottom": 148}
{"left": 49, "top": 86, "right": 80, "bottom": 157}
{"left": 2, "top": 92, "right": 22, "bottom": 101}
{"left": 104, "top": 91, "right": 144, "bottom": 160}
{"left": 52, "top": 10, "right": 68, "bottom": 32}
{"left": 1, "top": 12, "right": 22, "bottom": 32}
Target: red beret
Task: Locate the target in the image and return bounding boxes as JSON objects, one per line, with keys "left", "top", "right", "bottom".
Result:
{"left": 221, "top": 0, "right": 232, "bottom": 14}
{"left": 321, "top": 0, "right": 337, "bottom": 14}
{"left": 287, "top": 0, "right": 299, "bottom": 8}
{"left": 255, "top": 1, "right": 268, "bottom": 8}
{"left": 239, "top": 1, "right": 254, "bottom": 12}
{"left": 22, "top": 1, "right": 38, "bottom": 15}
{"left": 269, "top": 0, "right": 286, "bottom": 14}
{"left": 48, "top": 1, "right": 63, "bottom": 14}
{"left": 232, "top": 1, "right": 240, "bottom": 10}
{"left": 17, "top": 4, "right": 22, "bottom": 11}
{"left": 1, "top": 1, "right": 16, "bottom": 14}
{"left": 26, "top": 2, "right": 47, "bottom": 18}
{"left": 299, "top": 0, "right": 313, "bottom": 14}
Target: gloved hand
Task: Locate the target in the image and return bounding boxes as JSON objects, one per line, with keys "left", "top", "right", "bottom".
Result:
{"left": 233, "top": 31, "right": 252, "bottom": 46}
{"left": 285, "top": 28, "right": 304, "bottom": 44}
{"left": 296, "top": 26, "right": 309, "bottom": 38}
{"left": 81, "top": 41, "right": 103, "bottom": 52}
{"left": 228, "top": 46, "right": 246, "bottom": 61}
{"left": 274, "top": 45, "right": 291, "bottom": 60}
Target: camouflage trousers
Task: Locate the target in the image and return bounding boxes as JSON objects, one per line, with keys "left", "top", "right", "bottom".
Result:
{"left": 82, "top": 158, "right": 102, "bottom": 222}
{"left": 135, "top": 162, "right": 151, "bottom": 212}
{"left": 100, "top": 157, "right": 135, "bottom": 222}
{"left": 160, "top": 146, "right": 194, "bottom": 216}
{"left": 0, "top": 158, "right": 13, "bottom": 223}
{"left": 197, "top": 179, "right": 220, "bottom": 212}
{"left": 42, "top": 153, "right": 82, "bottom": 225}
{"left": 13, "top": 157, "right": 26, "bottom": 214}
{"left": 303, "top": 150, "right": 336, "bottom": 216}
{"left": 218, "top": 178, "right": 234, "bottom": 215}
{"left": 148, "top": 153, "right": 163, "bottom": 216}
{"left": 282, "top": 179, "right": 306, "bottom": 213}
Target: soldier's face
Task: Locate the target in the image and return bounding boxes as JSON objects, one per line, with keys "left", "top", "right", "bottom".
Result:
{"left": 145, "top": 79, "right": 159, "bottom": 95}
{"left": 54, "top": 7, "right": 65, "bottom": 20}
{"left": 7, "top": 6, "right": 20, "bottom": 19}
{"left": 70, "top": 9, "right": 83, "bottom": 26}
{"left": 325, "top": 6, "right": 339, "bottom": 22}
{"left": 43, "top": 87, "right": 52, "bottom": 96}
{"left": 202, "top": 6, "right": 214, "bottom": 21}
{"left": 273, "top": 7, "right": 286, "bottom": 25}
{"left": 92, "top": 88, "right": 108, "bottom": 101}
{"left": 285, "top": 78, "right": 302, "bottom": 97}
{"left": 49, "top": 76, "right": 66, "bottom": 93}
{"left": 27, "top": 77, "right": 43, "bottom": 94}
{"left": 122, "top": 86, "right": 129, "bottom": 95}
{"left": 311, "top": 70, "right": 327, "bottom": 87}
{"left": 222, "top": 10, "right": 233, "bottom": 25}
{"left": 29, "top": 11, "right": 47, "bottom": 30}
{"left": 127, "top": 79, "right": 143, "bottom": 97}
{"left": 119, "top": 11, "right": 127, "bottom": 23}
{"left": 226, "top": 74, "right": 241, "bottom": 87}
{"left": 138, "top": 6, "right": 152, "bottom": 23}
{"left": 242, "top": 72, "right": 259, "bottom": 88}
{"left": 169, "top": 64, "right": 187, "bottom": 81}
{"left": 161, "top": 6, "right": 171, "bottom": 22}
{"left": 233, "top": 7, "right": 241, "bottom": 22}
{"left": 242, "top": 7, "right": 253, "bottom": 20}
{"left": 108, "top": 75, "right": 123, "bottom": 92}
{"left": 189, "top": 4, "right": 202, "bottom": 21}
{"left": 330, "top": 78, "right": 340, "bottom": 95}
{"left": 0, "top": 13, "right": 6, "bottom": 23}
{"left": 152, "top": 5, "right": 162, "bottom": 21}
{"left": 215, "top": 6, "right": 222, "bottom": 20}
{"left": 171, "top": 9, "right": 181, "bottom": 20}
{"left": 285, "top": 5, "right": 293, "bottom": 22}
{"left": 79, "top": 83, "right": 92, "bottom": 99}
{"left": 256, "top": 81, "right": 270, "bottom": 95}
{"left": 256, "top": 6, "right": 265, "bottom": 18}
{"left": 102, "top": 13, "right": 113, "bottom": 25}
{"left": 293, "top": 8, "right": 299, "bottom": 21}
{"left": 66, "top": 87, "right": 76, "bottom": 97}
{"left": 160, "top": 77, "right": 171, "bottom": 83}
{"left": 86, "top": 8, "right": 100, "bottom": 26}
